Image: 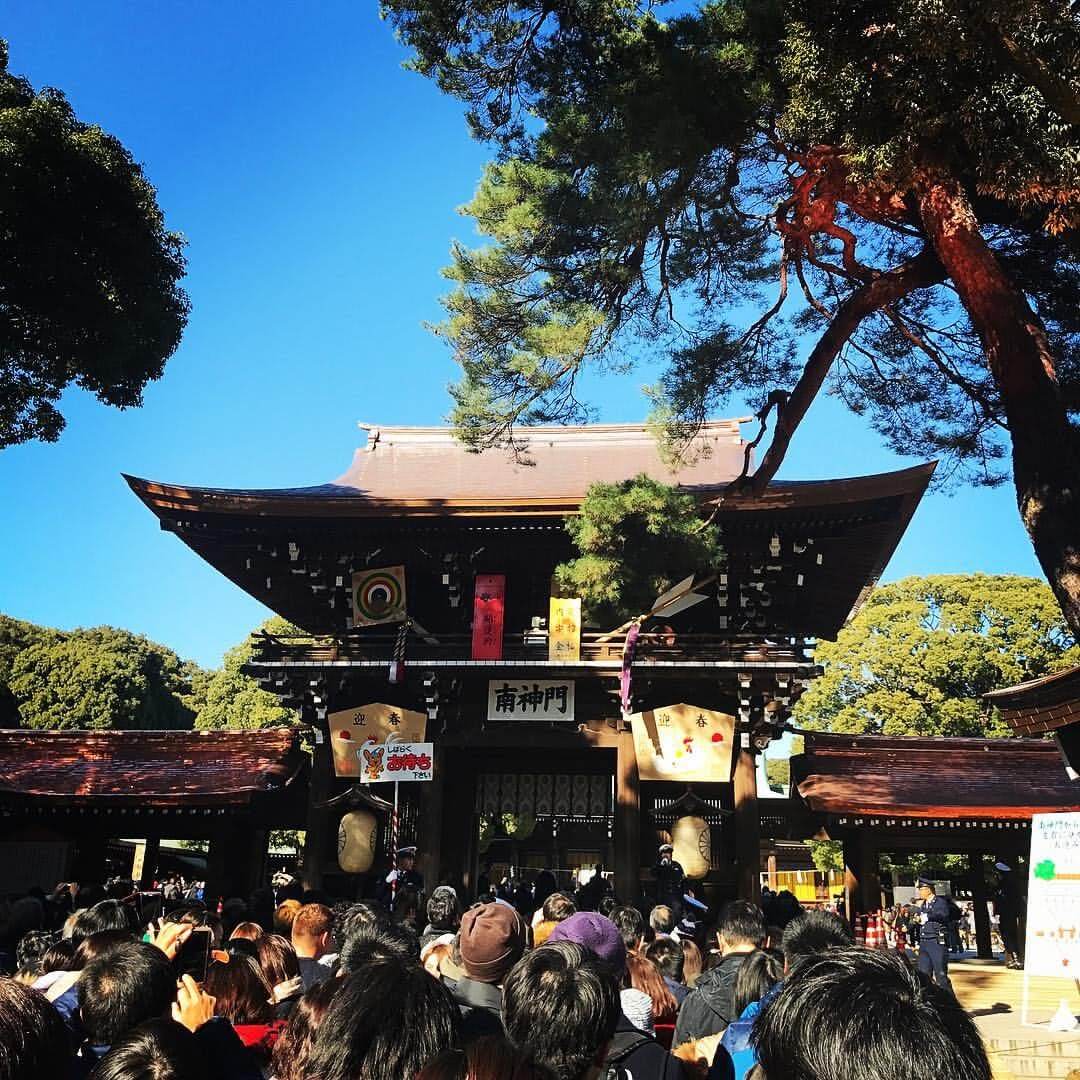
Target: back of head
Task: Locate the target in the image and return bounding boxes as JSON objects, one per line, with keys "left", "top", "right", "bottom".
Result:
{"left": 71, "top": 901, "right": 133, "bottom": 947}
{"left": 731, "top": 948, "right": 783, "bottom": 1016}
{"left": 541, "top": 893, "right": 576, "bottom": 924}
{"left": 645, "top": 937, "right": 684, "bottom": 983}
{"left": 418, "top": 1034, "right": 555, "bottom": 1080}
{"left": 426, "top": 887, "right": 461, "bottom": 932}
{"left": 339, "top": 922, "right": 420, "bottom": 972}
{"left": 15, "top": 930, "right": 55, "bottom": 977}
{"left": 0, "top": 976, "right": 71, "bottom": 1080}
{"left": 626, "top": 951, "right": 678, "bottom": 1024}
{"left": 715, "top": 901, "right": 766, "bottom": 950}
{"left": 503, "top": 941, "right": 620, "bottom": 1080}
{"left": 89, "top": 1019, "right": 205, "bottom": 1080}
{"left": 74, "top": 931, "right": 136, "bottom": 972}
{"left": 763, "top": 889, "right": 803, "bottom": 931}
{"left": 609, "top": 906, "right": 645, "bottom": 953}
{"left": 681, "top": 938, "right": 703, "bottom": 983}
{"left": 754, "top": 948, "right": 991, "bottom": 1080}
{"left": 78, "top": 942, "right": 175, "bottom": 1047}
{"left": 203, "top": 954, "right": 274, "bottom": 1025}
{"left": 229, "top": 921, "right": 264, "bottom": 942}
{"left": 780, "top": 909, "right": 854, "bottom": 968}
{"left": 291, "top": 903, "right": 333, "bottom": 953}
{"left": 256, "top": 933, "right": 300, "bottom": 986}
{"left": 332, "top": 901, "right": 389, "bottom": 954}
{"left": 274, "top": 900, "right": 302, "bottom": 936}
{"left": 270, "top": 978, "right": 344, "bottom": 1080}
{"left": 306, "top": 960, "right": 460, "bottom": 1080}
{"left": 649, "top": 905, "right": 675, "bottom": 935}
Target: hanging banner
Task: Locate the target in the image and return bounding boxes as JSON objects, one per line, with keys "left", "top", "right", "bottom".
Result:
{"left": 329, "top": 704, "right": 426, "bottom": 778}
{"left": 629, "top": 704, "right": 735, "bottom": 782}
{"left": 1024, "top": 812, "right": 1080, "bottom": 979}
{"left": 471, "top": 573, "right": 506, "bottom": 660}
{"left": 352, "top": 565, "right": 407, "bottom": 627}
{"left": 487, "top": 679, "right": 575, "bottom": 722}
{"left": 549, "top": 597, "right": 581, "bottom": 662}
{"left": 358, "top": 736, "right": 434, "bottom": 783}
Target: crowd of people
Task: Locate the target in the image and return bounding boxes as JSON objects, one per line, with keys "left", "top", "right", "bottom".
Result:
{"left": 0, "top": 865, "right": 998, "bottom": 1080}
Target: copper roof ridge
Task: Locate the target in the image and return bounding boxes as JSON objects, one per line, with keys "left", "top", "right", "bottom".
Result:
{"left": 983, "top": 662, "right": 1080, "bottom": 700}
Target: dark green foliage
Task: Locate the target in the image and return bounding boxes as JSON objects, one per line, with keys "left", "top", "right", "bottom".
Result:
{"left": 792, "top": 574, "right": 1080, "bottom": 737}
{"left": 0, "top": 40, "right": 188, "bottom": 447}
{"left": 554, "top": 475, "right": 723, "bottom": 624}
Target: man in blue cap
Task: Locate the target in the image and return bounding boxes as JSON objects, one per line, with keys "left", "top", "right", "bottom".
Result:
{"left": 916, "top": 878, "right": 955, "bottom": 993}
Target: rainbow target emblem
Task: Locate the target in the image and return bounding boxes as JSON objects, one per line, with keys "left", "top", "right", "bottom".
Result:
{"left": 351, "top": 565, "right": 407, "bottom": 626}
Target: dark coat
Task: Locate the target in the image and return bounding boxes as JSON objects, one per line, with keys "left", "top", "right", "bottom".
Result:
{"left": 604, "top": 1012, "right": 684, "bottom": 1079}
{"left": 449, "top": 976, "right": 505, "bottom": 1043}
{"left": 672, "top": 953, "right": 750, "bottom": 1045}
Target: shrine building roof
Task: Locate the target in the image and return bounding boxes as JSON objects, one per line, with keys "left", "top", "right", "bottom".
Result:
{"left": 983, "top": 664, "right": 1080, "bottom": 737}
{"left": 0, "top": 728, "right": 305, "bottom": 808}
{"left": 791, "top": 731, "right": 1080, "bottom": 821}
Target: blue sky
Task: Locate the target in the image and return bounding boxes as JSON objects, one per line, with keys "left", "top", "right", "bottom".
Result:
{"left": 0, "top": 2, "right": 1042, "bottom": 669}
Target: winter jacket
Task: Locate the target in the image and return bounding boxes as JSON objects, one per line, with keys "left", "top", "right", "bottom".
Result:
{"left": 671, "top": 953, "right": 750, "bottom": 1046}
{"left": 707, "top": 979, "right": 783, "bottom": 1080}
{"left": 449, "top": 976, "right": 505, "bottom": 1042}
{"left": 604, "top": 1011, "right": 685, "bottom": 1079}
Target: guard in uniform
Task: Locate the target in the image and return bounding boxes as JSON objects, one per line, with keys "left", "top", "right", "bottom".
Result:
{"left": 916, "top": 878, "right": 954, "bottom": 993}
{"left": 653, "top": 843, "right": 685, "bottom": 913}
{"left": 376, "top": 845, "right": 425, "bottom": 909}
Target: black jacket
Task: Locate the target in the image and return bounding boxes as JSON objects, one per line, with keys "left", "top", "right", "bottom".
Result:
{"left": 449, "top": 976, "right": 505, "bottom": 1043}
{"left": 672, "top": 953, "right": 750, "bottom": 1045}
{"left": 604, "top": 1012, "right": 684, "bottom": 1079}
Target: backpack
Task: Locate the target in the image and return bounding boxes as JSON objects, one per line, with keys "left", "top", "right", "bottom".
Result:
{"left": 603, "top": 1027, "right": 653, "bottom": 1079}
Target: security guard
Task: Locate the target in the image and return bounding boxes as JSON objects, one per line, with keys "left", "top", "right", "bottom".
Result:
{"left": 376, "top": 845, "right": 425, "bottom": 909}
{"left": 916, "top": 878, "right": 955, "bottom": 993}
{"left": 653, "top": 843, "right": 685, "bottom": 912}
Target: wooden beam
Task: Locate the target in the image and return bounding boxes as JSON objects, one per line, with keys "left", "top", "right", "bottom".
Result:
{"left": 734, "top": 748, "right": 760, "bottom": 903}
{"left": 969, "top": 851, "right": 994, "bottom": 960}
{"left": 301, "top": 744, "right": 333, "bottom": 892}
{"left": 615, "top": 731, "right": 641, "bottom": 903}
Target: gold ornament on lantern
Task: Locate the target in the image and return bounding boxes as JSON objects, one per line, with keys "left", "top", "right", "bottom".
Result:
{"left": 672, "top": 815, "right": 711, "bottom": 879}
{"left": 337, "top": 809, "right": 377, "bottom": 873}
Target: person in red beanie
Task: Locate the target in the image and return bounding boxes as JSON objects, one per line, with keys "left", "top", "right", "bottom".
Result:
{"left": 450, "top": 902, "right": 526, "bottom": 1044}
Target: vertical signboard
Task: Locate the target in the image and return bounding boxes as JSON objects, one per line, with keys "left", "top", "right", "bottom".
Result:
{"left": 1024, "top": 812, "right": 1080, "bottom": 979}
{"left": 471, "top": 574, "right": 506, "bottom": 660}
{"left": 549, "top": 597, "right": 581, "bottom": 662}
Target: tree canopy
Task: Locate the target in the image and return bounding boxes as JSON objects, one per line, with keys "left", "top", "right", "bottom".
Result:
{"left": 0, "top": 40, "right": 188, "bottom": 448}
{"left": 792, "top": 573, "right": 1080, "bottom": 737}
{"left": 382, "top": 0, "right": 1080, "bottom": 630}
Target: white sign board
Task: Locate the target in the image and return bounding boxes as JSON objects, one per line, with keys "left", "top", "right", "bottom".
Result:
{"left": 487, "top": 680, "right": 575, "bottom": 722}
{"left": 357, "top": 738, "right": 434, "bottom": 783}
{"left": 1025, "top": 812, "right": 1080, "bottom": 978}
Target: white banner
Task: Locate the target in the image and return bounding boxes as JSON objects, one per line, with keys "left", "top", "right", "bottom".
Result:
{"left": 487, "top": 679, "right": 575, "bottom": 721}
{"left": 1025, "top": 812, "right": 1080, "bottom": 978}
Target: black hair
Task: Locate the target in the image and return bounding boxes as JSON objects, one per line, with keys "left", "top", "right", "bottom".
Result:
{"left": 15, "top": 930, "right": 56, "bottom": 975}
{"left": 780, "top": 909, "right": 853, "bottom": 966}
{"left": 331, "top": 901, "right": 389, "bottom": 954}
{"left": 541, "top": 894, "right": 576, "bottom": 924}
{"left": 305, "top": 960, "right": 460, "bottom": 1080}
{"left": 89, "top": 1018, "right": 206, "bottom": 1080}
{"left": 762, "top": 890, "right": 803, "bottom": 931}
{"left": 645, "top": 937, "right": 684, "bottom": 983}
{"left": 426, "top": 888, "right": 461, "bottom": 932}
{"left": 753, "top": 948, "right": 991, "bottom": 1080}
{"left": 0, "top": 977, "right": 72, "bottom": 1079}
{"left": 608, "top": 906, "right": 645, "bottom": 953}
{"left": 40, "top": 939, "right": 76, "bottom": 974}
{"left": 71, "top": 901, "right": 134, "bottom": 947}
{"left": 78, "top": 942, "right": 175, "bottom": 1046}
{"left": 502, "top": 941, "right": 620, "bottom": 1080}
{"left": 731, "top": 948, "right": 783, "bottom": 1016}
{"left": 338, "top": 922, "right": 420, "bottom": 971}
{"left": 715, "top": 900, "right": 766, "bottom": 950}
{"left": 648, "top": 905, "right": 675, "bottom": 935}
{"left": 597, "top": 896, "right": 619, "bottom": 919}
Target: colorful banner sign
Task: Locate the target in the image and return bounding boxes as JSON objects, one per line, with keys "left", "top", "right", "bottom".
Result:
{"left": 329, "top": 703, "right": 426, "bottom": 778}
{"left": 487, "top": 679, "right": 575, "bottom": 722}
{"left": 629, "top": 704, "right": 735, "bottom": 782}
{"left": 1024, "top": 812, "right": 1080, "bottom": 979}
{"left": 471, "top": 573, "right": 506, "bottom": 660}
{"left": 358, "top": 736, "right": 434, "bottom": 784}
{"left": 549, "top": 597, "right": 581, "bottom": 662}
{"left": 352, "top": 565, "right": 407, "bottom": 627}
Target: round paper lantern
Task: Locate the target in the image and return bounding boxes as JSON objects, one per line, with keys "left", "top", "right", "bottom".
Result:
{"left": 337, "top": 810, "right": 377, "bottom": 874}
{"left": 672, "top": 815, "right": 711, "bottom": 879}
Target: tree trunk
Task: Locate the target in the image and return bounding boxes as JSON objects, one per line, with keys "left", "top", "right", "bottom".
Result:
{"left": 916, "top": 175, "right": 1080, "bottom": 634}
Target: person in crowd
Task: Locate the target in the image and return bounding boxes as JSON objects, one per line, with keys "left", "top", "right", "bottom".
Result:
{"left": 709, "top": 909, "right": 853, "bottom": 1080}
{"left": 418, "top": 1034, "right": 556, "bottom": 1080}
{"left": 305, "top": 959, "right": 461, "bottom": 1080}
{"left": 680, "top": 939, "right": 703, "bottom": 987}
{"left": 650, "top": 905, "right": 675, "bottom": 939}
{"left": 255, "top": 934, "right": 303, "bottom": 1018}
{"left": 626, "top": 951, "right": 678, "bottom": 1037}
{"left": 89, "top": 1018, "right": 206, "bottom": 1080}
{"left": 542, "top": 893, "right": 576, "bottom": 925}
{"left": 269, "top": 977, "right": 344, "bottom": 1080}
{"left": 273, "top": 900, "right": 302, "bottom": 937}
{"left": 610, "top": 907, "right": 647, "bottom": 954}
{"left": 229, "top": 922, "right": 264, "bottom": 942}
{"left": 77, "top": 941, "right": 176, "bottom": 1069}
{"left": 291, "top": 903, "right": 333, "bottom": 990}
{"left": 377, "top": 846, "right": 425, "bottom": 909}
{"left": 598, "top": 896, "right": 620, "bottom": 920}
{"left": 646, "top": 937, "right": 689, "bottom": 1005}
{"left": 916, "top": 879, "right": 956, "bottom": 992}
{"left": 653, "top": 845, "right": 685, "bottom": 912}
{"left": 532, "top": 870, "right": 558, "bottom": 912}
{"left": 451, "top": 902, "right": 527, "bottom": 1041}
{"left": 70, "top": 901, "right": 133, "bottom": 947}
{"left": 672, "top": 901, "right": 766, "bottom": 1046}
{"left": 330, "top": 900, "right": 390, "bottom": 960}
{"left": 14, "top": 928, "right": 56, "bottom": 983}
{"left": 339, "top": 921, "right": 420, "bottom": 970}
{"left": 761, "top": 891, "right": 802, "bottom": 939}
{"left": 752, "top": 948, "right": 991, "bottom": 1080}
{"left": 202, "top": 953, "right": 281, "bottom": 1064}
{"left": 423, "top": 887, "right": 462, "bottom": 948}
{"left": 0, "top": 976, "right": 73, "bottom": 1079}
{"left": 532, "top": 920, "right": 558, "bottom": 948}
{"left": 548, "top": 912, "right": 683, "bottom": 1077}
{"left": 994, "top": 862, "right": 1024, "bottom": 969}
{"left": 422, "top": 935, "right": 457, "bottom": 979}
{"left": 501, "top": 941, "right": 622, "bottom": 1080}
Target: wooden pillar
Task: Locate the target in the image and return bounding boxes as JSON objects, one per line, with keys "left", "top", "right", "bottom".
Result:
{"left": 857, "top": 829, "right": 881, "bottom": 913}
{"left": 302, "top": 743, "right": 333, "bottom": 892}
{"left": 207, "top": 823, "right": 266, "bottom": 901}
{"left": 615, "top": 732, "right": 641, "bottom": 904}
{"left": 139, "top": 837, "right": 160, "bottom": 890}
{"left": 766, "top": 849, "right": 779, "bottom": 892}
{"left": 970, "top": 851, "right": 993, "bottom": 960}
{"left": 734, "top": 748, "right": 760, "bottom": 904}
{"left": 843, "top": 835, "right": 859, "bottom": 925}
{"left": 418, "top": 758, "right": 445, "bottom": 891}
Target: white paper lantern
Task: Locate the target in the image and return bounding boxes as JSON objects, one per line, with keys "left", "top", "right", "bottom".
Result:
{"left": 337, "top": 809, "right": 377, "bottom": 874}
{"left": 672, "top": 815, "right": 711, "bottom": 879}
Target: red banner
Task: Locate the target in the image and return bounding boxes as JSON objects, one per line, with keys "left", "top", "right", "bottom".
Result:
{"left": 471, "top": 573, "right": 506, "bottom": 660}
